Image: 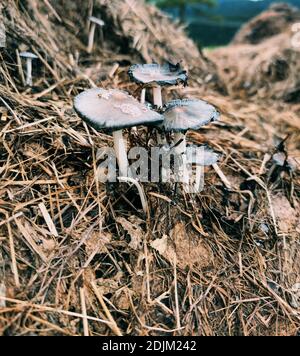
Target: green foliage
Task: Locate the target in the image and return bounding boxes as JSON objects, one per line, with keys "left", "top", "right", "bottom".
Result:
{"left": 146, "top": 0, "right": 217, "bottom": 22}
{"left": 147, "top": 0, "right": 216, "bottom": 9}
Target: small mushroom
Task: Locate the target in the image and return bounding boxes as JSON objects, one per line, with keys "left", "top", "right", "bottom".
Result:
{"left": 129, "top": 63, "right": 187, "bottom": 144}
{"left": 162, "top": 99, "right": 231, "bottom": 189}
{"left": 87, "top": 16, "right": 105, "bottom": 54}
{"left": 272, "top": 152, "right": 298, "bottom": 172}
{"left": 128, "top": 63, "right": 188, "bottom": 108}
{"left": 163, "top": 99, "right": 220, "bottom": 156}
{"left": 186, "top": 145, "right": 220, "bottom": 167}
{"left": 272, "top": 152, "right": 287, "bottom": 167}
{"left": 186, "top": 144, "right": 221, "bottom": 192}
{"left": 74, "top": 88, "right": 163, "bottom": 178}
{"left": 20, "top": 52, "right": 38, "bottom": 87}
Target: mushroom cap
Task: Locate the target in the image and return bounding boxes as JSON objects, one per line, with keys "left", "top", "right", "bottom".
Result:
{"left": 186, "top": 145, "right": 220, "bottom": 166}
{"left": 163, "top": 99, "right": 220, "bottom": 133}
{"left": 273, "top": 152, "right": 298, "bottom": 171}
{"left": 20, "top": 52, "right": 38, "bottom": 59}
{"left": 89, "top": 16, "right": 105, "bottom": 26}
{"left": 128, "top": 63, "right": 188, "bottom": 87}
{"left": 74, "top": 88, "right": 163, "bottom": 131}
{"left": 272, "top": 152, "right": 286, "bottom": 167}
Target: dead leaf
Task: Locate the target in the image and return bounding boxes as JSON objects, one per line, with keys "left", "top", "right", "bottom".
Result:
{"left": 116, "top": 216, "right": 144, "bottom": 251}
{"left": 151, "top": 235, "right": 168, "bottom": 255}
{"left": 113, "top": 289, "right": 132, "bottom": 310}
{"left": 95, "top": 278, "right": 119, "bottom": 295}
{"left": 151, "top": 223, "right": 213, "bottom": 269}
{"left": 85, "top": 232, "right": 112, "bottom": 255}
{"left": 272, "top": 194, "right": 300, "bottom": 235}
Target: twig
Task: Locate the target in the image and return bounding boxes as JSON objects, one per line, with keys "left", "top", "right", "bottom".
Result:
{"left": 38, "top": 202, "right": 59, "bottom": 237}
{"left": 91, "top": 282, "right": 122, "bottom": 336}
{"left": 0, "top": 296, "right": 115, "bottom": 325}
{"left": 173, "top": 254, "right": 181, "bottom": 331}
{"left": 80, "top": 287, "right": 89, "bottom": 337}
{"left": 212, "top": 163, "right": 232, "bottom": 190}
{"left": 118, "top": 176, "right": 149, "bottom": 216}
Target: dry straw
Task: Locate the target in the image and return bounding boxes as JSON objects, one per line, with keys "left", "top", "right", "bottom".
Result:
{"left": 0, "top": 0, "right": 299, "bottom": 336}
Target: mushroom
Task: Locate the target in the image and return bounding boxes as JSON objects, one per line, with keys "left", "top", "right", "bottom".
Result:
{"left": 128, "top": 63, "right": 188, "bottom": 144}
{"left": 162, "top": 99, "right": 231, "bottom": 188}
{"left": 74, "top": 88, "right": 163, "bottom": 178}
{"left": 186, "top": 145, "right": 220, "bottom": 167}
{"left": 20, "top": 52, "right": 38, "bottom": 87}
{"left": 271, "top": 152, "right": 298, "bottom": 173}
{"left": 128, "top": 62, "right": 188, "bottom": 108}
{"left": 185, "top": 144, "right": 220, "bottom": 193}
{"left": 87, "top": 16, "right": 105, "bottom": 54}
{"left": 163, "top": 99, "right": 220, "bottom": 157}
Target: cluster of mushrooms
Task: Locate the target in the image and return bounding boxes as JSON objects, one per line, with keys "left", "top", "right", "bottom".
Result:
{"left": 15, "top": 13, "right": 228, "bottom": 213}
{"left": 74, "top": 61, "right": 227, "bottom": 214}
{"left": 17, "top": 12, "right": 227, "bottom": 214}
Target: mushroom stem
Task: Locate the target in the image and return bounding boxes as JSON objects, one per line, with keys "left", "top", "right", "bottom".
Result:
{"left": 113, "top": 130, "right": 129, "bottom": 178}
{"left": 174, "top": 133, "right": 188, "bottom": 184}
{"left": 153, "top": 86, "right": 165, "bottom": 144}
{"left": 185, "top": 164, "right": 203, "bottom": 194}
{"left": 87, "top": 23, "right": 96, "bottom": 53}
{"left": 26, "top": 58, "right": 33, "bottom": 87}
{"left": 174, "top": 132, "right": 186, "bottom": 156}
{"left": 132, "top": 88, "right": 146, "bottom": 133}
{"left": 212, "top": 163, "right": 232, "bottom": 190}
{"left": 140, "top": 88, "right": 146, "bottom": 104}
{"left": 99, "top": 26, "right": 104, "bottom": 48}
{"left": 152, "top": 86, "right": 162, "bottom": 108}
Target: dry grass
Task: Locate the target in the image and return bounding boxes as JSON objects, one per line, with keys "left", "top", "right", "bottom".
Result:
{"left": 232, "top": 3, "right": 300, "bottom": 45}
{"left": 210, "top": 4, "right": 300, "bottom": 102}
{"left": 0, "top": 0, "right": 300, "bottom": 336}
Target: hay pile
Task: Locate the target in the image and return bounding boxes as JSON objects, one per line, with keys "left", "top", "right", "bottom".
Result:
{"left": 210, "top": 3, "right": 300, "bottom": 103}
{"left": 233, "top": 3, "right": 300, "bottom": 45}
{"left": 0, "top": 0, "right": 300, "bottom": 336}
{"left": 0, "top": 8, "right": 5, "bottom": 48}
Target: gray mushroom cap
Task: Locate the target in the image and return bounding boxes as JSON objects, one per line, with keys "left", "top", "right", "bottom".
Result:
{"left": 74, "top": 88, "right": 163, "bottom": 131}
{"left": 272, "top": 152, "right": 286, "bottom": 167}
{"left": 186, "top": 145, "right": 220, "bottom": 166}
{"left": 128, "top": 63, "right": 188, "bottom": 87}
{"left": 20, "top": 52, "right": 38, "bottom": 59}
{"left": 89, "top": 16, "right": 105, "bottom": 26}
{"left": 163, "top": 99, "right": 220, "bottom": 133}
{"left": 273, "top": 152, "right": 298, "bottom": 171}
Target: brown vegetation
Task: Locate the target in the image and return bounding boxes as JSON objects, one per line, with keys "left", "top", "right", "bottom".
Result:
{"left": 210, "top": 3, "right": 300, "bottom": 103}
{"left": 0, "top": 0, "right": 299, "bottom": 336}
